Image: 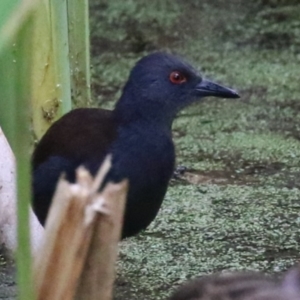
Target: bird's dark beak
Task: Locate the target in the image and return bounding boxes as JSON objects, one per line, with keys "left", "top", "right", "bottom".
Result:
{"left": 195, "top": 79, "right": 240, "bottom": 99}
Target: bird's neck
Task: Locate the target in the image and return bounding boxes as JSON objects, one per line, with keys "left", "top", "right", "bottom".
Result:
{"left": 113, "top": 84, "right": 176, "bottom": 131}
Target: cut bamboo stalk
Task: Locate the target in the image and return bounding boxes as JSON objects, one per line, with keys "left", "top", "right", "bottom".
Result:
{"left": 31, "top": 0, "right": 72, "bottom": 140}
{"left": 31, "top": 0, "right": 61, "bottom": 139}
{"left": 75, "top": 180, "right": 128, "bottom": 300}
{"left": 67, "top": 0, "right": 91, "bottom": 107}
{"left": 34, "top": 172, "right": 95, "bottom": 300}
{"left": 50, "top": 0, "right": 72, "bottom": 114}
{"left": 34, "top": 158, "right": 127, "bottom": 300}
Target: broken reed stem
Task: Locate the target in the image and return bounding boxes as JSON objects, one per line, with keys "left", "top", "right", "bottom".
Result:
{"left": 75, "top": 181, "right": 128, "bottom": 300}
{"left": 33, "top": 170, "right": 96, "bottom": 300}
{"left": 33, "top": 157, "right": 127, "bottom": 300}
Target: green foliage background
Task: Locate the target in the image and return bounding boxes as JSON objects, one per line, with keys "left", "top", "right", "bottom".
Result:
{"left": 1, "top": 0, "right": 300, "bottom": 299}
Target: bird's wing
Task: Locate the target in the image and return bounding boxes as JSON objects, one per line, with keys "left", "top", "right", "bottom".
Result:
{"left": 32, "top": 108, "right": 117, "bottom": 170}
{"left": 32, "top": 108, "right": 117, "bottom": 225}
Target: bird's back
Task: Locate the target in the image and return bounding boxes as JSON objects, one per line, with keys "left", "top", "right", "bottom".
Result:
{"left": 169, "top": 271, "right": 300, "bottom": 300}
{"left": 32, "top": 108, "right": 117, "bottom": 224}
{"left": 32, "top": 108, "right": 117, "bottom": 169}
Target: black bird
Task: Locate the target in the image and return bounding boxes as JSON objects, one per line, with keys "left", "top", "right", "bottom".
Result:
{"left": 168, "top": 272, "right": 278, "bottom": 300}
{"left": 32, "top": 52, "right": 239, "bottom": 238}
{"left": 168, "top": 266, "right": 300, "bottom": 300}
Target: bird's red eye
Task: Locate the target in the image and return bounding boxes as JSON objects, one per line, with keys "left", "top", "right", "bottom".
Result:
{"left": 169, "top": 71, "right": 186, "bottom": 84}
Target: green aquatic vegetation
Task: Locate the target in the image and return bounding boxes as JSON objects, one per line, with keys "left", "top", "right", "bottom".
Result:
{"left": 87, "top": 0, "right": 300, "bottom": 299}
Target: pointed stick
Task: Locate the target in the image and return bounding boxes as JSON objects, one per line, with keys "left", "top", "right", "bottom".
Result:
{"left": 33, "top": 156, "right": 127, "bottom": 300}
{"left": 75, "top": 180, "right": 128, "bottom": 300}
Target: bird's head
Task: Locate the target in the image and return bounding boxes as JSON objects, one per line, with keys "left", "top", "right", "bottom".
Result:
{"left": 114, "top": 52, "right": 239, "bottom": 126}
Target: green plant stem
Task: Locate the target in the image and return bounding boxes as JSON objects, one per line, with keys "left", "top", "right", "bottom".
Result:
{"left": 14, "top": 16, "right": 35, "bottom": 300}
{"left": 51, "top": 0, "right": 72, "bottom": 113}
{"left": 67, "top": 0, "right": 91, "bottom": 107}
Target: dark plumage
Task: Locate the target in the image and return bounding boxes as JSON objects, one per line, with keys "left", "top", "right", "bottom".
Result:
{"left": 168, "top": 272, "right": 277, "bottom": 300}
{"left": 32, "top": 52, "right": 239, "bottom": 238}
{"left": 168, "top": 266, "right": 300, "bottom": 300}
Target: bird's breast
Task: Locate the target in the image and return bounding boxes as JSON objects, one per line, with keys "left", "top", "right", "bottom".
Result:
{"left": 107, "top": 127, "right": 175, "bottom": 238}
{"left": 109, "top": 126, "right": 175, "bottom": 186}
